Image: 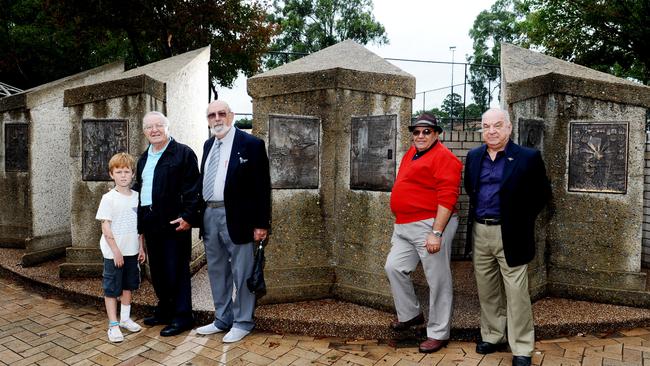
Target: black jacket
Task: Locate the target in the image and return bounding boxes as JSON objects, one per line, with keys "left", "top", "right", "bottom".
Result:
{"left": 200, "top": 129, "right": 271, "bottom": 244}
{"left": 134, "top": 139, "right": 202, "bottom": 233}
{"left": 464, "top": 140, "right": 551, "bottom": 266}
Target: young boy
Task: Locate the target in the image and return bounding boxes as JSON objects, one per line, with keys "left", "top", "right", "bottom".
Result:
{"left": 96, "top": 152, "right": 146, "bottom": 343}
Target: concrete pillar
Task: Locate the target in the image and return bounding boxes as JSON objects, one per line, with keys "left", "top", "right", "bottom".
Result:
{"left": 501, "top": 43, "right": 650, "bottom": 303}
{"left": 248, "top": 40, "right": 415, "bottom": 309}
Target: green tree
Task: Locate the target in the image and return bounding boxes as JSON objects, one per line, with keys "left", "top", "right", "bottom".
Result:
{"left": 0, "top": 0, "right": 277, "bottom": 90}
{"left": 235, "top": 117, "right": 253, "bottom": 129}
{"left": 464, "top": 103, "right": 485, "bottom": 118}
{"left": 524, "top": 0, "right": 650, "bottom": 84}
{"left": 266, "top": 0, "right": 388, "bottom": 68}
{"left": 441, "top": 93, "right": 464, "bottom": 118}
{"left": 467, "top": 0, "right": 650, "bottom": 105}
{"left": 467, "top": 0, "right": 527, "bottom": 110}
{"left": 413, "top": 107, "right": 447, "bottom": 119}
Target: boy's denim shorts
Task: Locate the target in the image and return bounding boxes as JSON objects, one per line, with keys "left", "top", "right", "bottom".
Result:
{"left": 103, "top": 255, "right": 140, "bottom": 298}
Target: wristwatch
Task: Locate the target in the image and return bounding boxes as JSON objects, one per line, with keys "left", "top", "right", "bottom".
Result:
{"left": 432, "top": 230, "right": 443, "bottom": 238}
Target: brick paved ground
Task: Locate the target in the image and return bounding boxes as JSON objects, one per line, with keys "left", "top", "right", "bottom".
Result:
{"left": 2, "top": 277, "right": 650, "bottom": 366}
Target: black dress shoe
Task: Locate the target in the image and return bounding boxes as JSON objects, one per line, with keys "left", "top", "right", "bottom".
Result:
{"left": 476, "top": 341, "right": 508, "bottom": 354}
{"left": 390, "top": 313, "right": 425, "bottom": 331}
{"left": 143, "top": 315, "right": 170, "bottom": 326}
{"left": 512, "top": 356, "right": 531, "bottom": 366}
{"left": 160, "top": 322, "right": 194, "bottom": 337}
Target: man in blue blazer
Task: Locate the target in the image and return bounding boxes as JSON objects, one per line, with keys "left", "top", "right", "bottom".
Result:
{"left": 195, "top": 100, "right": 271, "bottom": 343}
{"left": 464, "top": 108, "right": 550, "bottom": 366}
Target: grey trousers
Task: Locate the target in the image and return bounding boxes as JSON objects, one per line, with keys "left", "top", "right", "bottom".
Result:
{"left": 473, "top": 222, "right": 534, "bottom": 357}
{"left": 384, "top": 216, "right": 458, "bottom": 339}
{"left": 203, "top": 206, "right": 255, "bottom": 331}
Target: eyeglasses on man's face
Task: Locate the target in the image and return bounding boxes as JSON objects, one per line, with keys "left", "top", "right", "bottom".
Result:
{"left": 412, "top": 128, "right": 433, "bottom": 136}
{"left": 207, "top": 111, "right": 229, "bottom": 119}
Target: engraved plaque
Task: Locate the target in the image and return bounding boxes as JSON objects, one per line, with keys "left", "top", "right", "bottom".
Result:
{"left": 269, "top": 115, "right": 319, "bottom": 189}
{"left": 5, "top": 124, "right": 28, "bottom": 172}
{"left": 568, "top": 122, "right": 627, "bottom": 194}
{"left": 82, "top": 119, "right": 128, "bottom": 181}
{"left": 350, "top": 115, "right": 396, "bottom": 191}
{"left": 518, "top": 118, "right": 545, "bottom": 151}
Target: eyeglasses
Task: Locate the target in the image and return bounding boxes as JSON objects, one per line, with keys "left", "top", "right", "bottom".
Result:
{"left": 144, "top": 123, "right": 166, "bottom": 131}
{"left": 412, "top": 129, "right": 432, "bottom": 136}
{"left": 207, "top": 111, "right": 229, "bottom": 119}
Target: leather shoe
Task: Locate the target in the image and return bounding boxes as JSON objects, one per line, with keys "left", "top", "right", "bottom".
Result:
{"left": 512, "top": 356, "right": 531, "bottom": 366}
{"left": 390, "top": 313, "right": 425, "bottom": 331}
{"left": 143, "top": 315, "right": 170, "bottom": 326}
{"left": 476, "top": 341, "right": 508, "bottom": 354}
{"left": 418, "top": 338, "right": 448, "bottom": 353}
{"left": 160, "top": 322, "right": 193, "bottom": 337}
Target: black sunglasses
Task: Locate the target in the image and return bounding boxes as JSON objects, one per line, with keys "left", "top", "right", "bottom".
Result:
{"left": 412, "top": 128, "right": 433, "bottom": 136}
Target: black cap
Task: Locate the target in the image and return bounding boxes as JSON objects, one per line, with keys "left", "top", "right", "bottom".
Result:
{"left": 409, "top": 113, "right": 442, "bottom": 133}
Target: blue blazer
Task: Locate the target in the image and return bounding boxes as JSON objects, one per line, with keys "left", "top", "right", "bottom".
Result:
{"left": 200, "top": 128, "right": 271, "bottom": 244}
{"left": 464, "top": 140, "right": 551, "bottom": 266}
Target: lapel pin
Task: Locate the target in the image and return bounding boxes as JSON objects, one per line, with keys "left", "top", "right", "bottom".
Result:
{"left": 508, "top": 157, "right": 514, "bottom": 161}
{"left": 239, "top": 157, "right": 248, "bottom": 163}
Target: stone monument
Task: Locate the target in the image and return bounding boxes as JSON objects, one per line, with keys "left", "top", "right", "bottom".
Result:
{"left": 0, "top": 62, "right": 124, "bottom": 266}
{"left": 248, "top": 40, "right": 415, "bottom": 309}
{"left": 59, "top": 46, "right": 210, "bottom": 277}
{"left": 501, "top": 43, "right": 650, "bottom": 303}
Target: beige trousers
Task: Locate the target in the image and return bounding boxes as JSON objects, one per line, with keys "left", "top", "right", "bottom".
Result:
{"left": 473, "top": 222, "right": 534, "bottom": 357}
{"left": 385, "top": 216, "right": 458, "bottom": 340}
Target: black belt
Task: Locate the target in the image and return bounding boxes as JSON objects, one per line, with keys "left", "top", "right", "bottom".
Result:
{"left": 206, "top": 201, "right": 225, "bottom": 208}
{"left": 141, "top": 205, "right": 153, "bottom": 211}
{"left": 475, "top": 217, "right": 501, "bottom": 225}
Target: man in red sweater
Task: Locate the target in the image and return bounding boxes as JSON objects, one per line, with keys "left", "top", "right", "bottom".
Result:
{"left": 385, "top": 113, "right": 462, "bottom": 353}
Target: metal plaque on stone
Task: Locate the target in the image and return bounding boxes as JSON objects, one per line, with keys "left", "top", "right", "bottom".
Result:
{"left": 5, "top": 124, "right": 28, "bottom": 172}
{"left": 568, "top": 122, "right": 628, "bottom": 194}
{"left": 268, "top": 115, "right": 320, "bottom": 189}
{"left": 518, "top": 118, "right": 545, "bottom": 151}
{"left": 350, "top": 115, "right": 396, "bottom": 191}
{"left": 82, "top": 119, "right": 128, "bottom": 181}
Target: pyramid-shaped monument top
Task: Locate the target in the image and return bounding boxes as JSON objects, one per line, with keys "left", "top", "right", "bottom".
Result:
{"left": 501, "top": 43, "right": 650, "bottom": 107}
{"left": 122, "top": 46, "right": 210, "bottom": 82}
{"left": 248, "top": 39, "right": 414, "bottom": 98}
{"left": 64, "top": 46, "right": 210, "bottom": 106}
{"left": 255, "top": 40, "right": 411, "bottom": 78}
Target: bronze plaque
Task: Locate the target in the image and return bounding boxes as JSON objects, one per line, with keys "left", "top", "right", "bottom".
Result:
{"left": 82, "top": 119, "right": 128, "bottom": 181}
{"left": 268, "top": 115, "right": 320, "bottom": 189}
{"left": 518, "top": 118, "right": 545, "bottom": 151}
{"left": 568, "top": 122, "right": 628, "bottom": 194}
{"left": 5, "top": 124, "right": 29, "bottom": 172}
{"left": 350, "top": 115, "right": 396, "bottom": 191}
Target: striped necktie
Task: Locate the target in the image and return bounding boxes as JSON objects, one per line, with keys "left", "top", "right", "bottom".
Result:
{"left": 202, "top": 140, "right": 222, "bottom": 201}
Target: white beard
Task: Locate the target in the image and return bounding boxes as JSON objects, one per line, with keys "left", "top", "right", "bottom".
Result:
{"left": 211, "top": 124, "right": 231, "bottom": 136}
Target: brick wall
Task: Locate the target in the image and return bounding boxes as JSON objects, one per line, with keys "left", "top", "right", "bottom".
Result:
{"left": 440, "top": 130, "right": 484, "bottom": 259}
{"left": 641, "top": 134, "right": 650, "bottom": 268}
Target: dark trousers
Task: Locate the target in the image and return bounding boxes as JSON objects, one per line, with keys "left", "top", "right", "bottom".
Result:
{"left": 141, "top": 208, "right": 193, "bottom": 325}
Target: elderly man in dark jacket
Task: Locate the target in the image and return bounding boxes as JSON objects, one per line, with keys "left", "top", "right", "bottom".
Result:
{"left": 464, "top": 108, "right": 551, "bottom": 366}
{"left": 133, "top": 111, "right": 201, "bottom": 337}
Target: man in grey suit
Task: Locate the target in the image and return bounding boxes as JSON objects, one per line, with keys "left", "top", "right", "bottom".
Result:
{"left": 195, "top": 100, "right": 271, "bottom": 343}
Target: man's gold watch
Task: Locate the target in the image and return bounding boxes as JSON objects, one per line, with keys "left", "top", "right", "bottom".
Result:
{"left": 432, "top": 230, "right": 443, "bottom": 238}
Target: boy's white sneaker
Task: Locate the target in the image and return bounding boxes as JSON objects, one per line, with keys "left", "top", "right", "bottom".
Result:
{"left": 108, "top": 326, "right": 124, "bottom": 343}
{"left": 120, "top": 319, "right": 142, "bottom": 332}
{"left": 223, "top": 328, "right": 250, "bottom": 343}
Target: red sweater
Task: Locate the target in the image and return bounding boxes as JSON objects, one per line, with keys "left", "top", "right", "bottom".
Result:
{"left": 390, "top": 142, "right": 462, "bottom": 224}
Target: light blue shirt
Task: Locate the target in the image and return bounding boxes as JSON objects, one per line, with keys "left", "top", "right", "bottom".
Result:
{"left": 140, "top": 138, "right": 171, "bottom": 205}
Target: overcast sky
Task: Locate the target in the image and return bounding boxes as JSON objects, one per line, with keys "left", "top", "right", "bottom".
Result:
{"left": 218, "top": 0, "right": 499, "bottom": 118}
